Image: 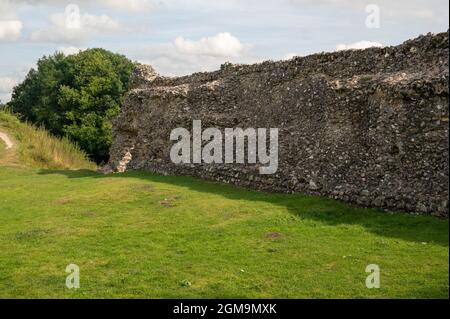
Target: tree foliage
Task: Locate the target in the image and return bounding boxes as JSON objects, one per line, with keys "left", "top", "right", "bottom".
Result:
{"left": 9, "top": 49, "right": 136, "bottom": 163}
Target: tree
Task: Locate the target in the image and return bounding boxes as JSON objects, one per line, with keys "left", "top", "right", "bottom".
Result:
{"left": 9, "top": 49, "right": 136, "bottom": 163}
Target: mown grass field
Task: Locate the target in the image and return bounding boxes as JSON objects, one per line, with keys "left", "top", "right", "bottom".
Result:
{"left": 0, "top": 165, "right": 448, "bottom": 299}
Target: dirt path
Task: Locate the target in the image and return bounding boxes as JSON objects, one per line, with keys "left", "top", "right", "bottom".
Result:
{"left": 0, "top": 131, "right": 14, "bottom": 149}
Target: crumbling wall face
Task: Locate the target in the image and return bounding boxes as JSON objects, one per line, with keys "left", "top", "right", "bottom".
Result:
{"left": 108, "top": 32, "right": 449, "bottom": 216}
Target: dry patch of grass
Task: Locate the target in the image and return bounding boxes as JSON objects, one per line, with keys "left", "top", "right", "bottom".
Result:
{"left": 0, "top": 139, "right": 5, "bottom": 158}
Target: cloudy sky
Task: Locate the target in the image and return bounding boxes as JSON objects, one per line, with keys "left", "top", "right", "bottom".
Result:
{"left": 0, "top": 0, "right": 448, "bottom": 102}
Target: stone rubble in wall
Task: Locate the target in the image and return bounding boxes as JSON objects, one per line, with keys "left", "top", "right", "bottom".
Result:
{"left": 105, "top": 31, "right": 450, "bottom": 216}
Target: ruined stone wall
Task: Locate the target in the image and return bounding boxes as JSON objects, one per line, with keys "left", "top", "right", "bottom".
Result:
{"left": 107, "top": 31, "right": 449, "bottom": 216}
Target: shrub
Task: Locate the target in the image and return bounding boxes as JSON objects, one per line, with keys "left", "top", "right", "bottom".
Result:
{"left": 8, "top": 49, "right": 137, "bottom": 163}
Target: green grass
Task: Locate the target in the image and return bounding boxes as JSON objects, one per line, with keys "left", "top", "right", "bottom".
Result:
{"left": 0, "top": 111, "right": 95, "bottom": 170}
{"left": 0, "top": 167, "right": 448, "bottom": 298}
{"left": 0, "top": 110, "right": 448, "bottom": 298}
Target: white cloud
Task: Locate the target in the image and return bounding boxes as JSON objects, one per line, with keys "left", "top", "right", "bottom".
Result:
{"left": 0, "top": 1, "right": 23, "bottom": 41}
{"left": 291, "top": 0, "right": 449, "bottom": 22}
{"left": 0, "top": 77, "right": 17, "bottom": 93}
{"left": 57, "top": 46, "right": 87, "bottom": 55}
{"left": 81, "top": 13, "right": 121, "bottom": 32}
{"left": 0, "top": 93, "right": 12, "bottom": 103}
{"left": 0, "top": 20, "right": 23, "bottom": 41}
{"left": 136, "top": 32, "right": 257, "bottom": 76}
{"left": 0, "top": 76, "right": 18, "bottom": 103}
{"left": 99, "top": 0, "right": 158, "bottom": 12}
{"left": 0, "top": 0, "right": 18, "bottom": 19}
{"left": 0, "top": 63, "right": 36, "bottom": 103}
{"left": 30, "top": 10, "right": 122, "bottom": 44}
{"left": 283, "top": 52, "right": 300, "bottom": 60}
{"left": 10, "top": 0, "right": 158, "bottom": 12}
{"left": 290, "top": 0, "right": 362, "bottom": 7}
{"left": 174, "top": 32, "right": 250, "bottom": 58}
{"left": 336, "top": 40, "right": 383, "bottom": 51}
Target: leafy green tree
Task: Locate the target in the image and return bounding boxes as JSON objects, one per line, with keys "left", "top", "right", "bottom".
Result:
{"left": 9, "top": 49, "right": 136, "bottom": 163}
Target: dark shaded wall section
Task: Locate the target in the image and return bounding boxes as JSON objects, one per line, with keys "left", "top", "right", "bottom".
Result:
{"left": 107, "top": 31, "right": 449, "bottom": 216}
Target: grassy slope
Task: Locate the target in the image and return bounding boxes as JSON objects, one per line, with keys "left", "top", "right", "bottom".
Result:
{"left": 0, "top": 166, "right": 448, "bottom": 298}
{"left": 0, "top": 139, "right": 5, "bottom": 158}
{"left": 0, "top": 111, "right": 95, "bottom": 170}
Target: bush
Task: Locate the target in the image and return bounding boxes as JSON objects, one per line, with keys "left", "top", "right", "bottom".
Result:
{"left": 8, "top": 49, "right": 136, "bottom": 163}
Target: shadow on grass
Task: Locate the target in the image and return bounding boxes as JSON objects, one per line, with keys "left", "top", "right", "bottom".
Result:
{"left": 38, "top": 169, "right": 449, "bottom": 247}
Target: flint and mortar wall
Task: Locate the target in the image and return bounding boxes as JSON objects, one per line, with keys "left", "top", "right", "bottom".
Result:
{"left": 108, "top": 32, "right": 449, "bottom": 215}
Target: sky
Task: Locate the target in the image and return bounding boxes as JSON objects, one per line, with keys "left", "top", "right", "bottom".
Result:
{"left": 0, "top": 0, "right": 448, "bottom": 102}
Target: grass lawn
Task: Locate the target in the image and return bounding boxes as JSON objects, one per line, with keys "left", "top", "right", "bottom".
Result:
{"left": 0, "top": 166, "right": 448, "bottom": 298}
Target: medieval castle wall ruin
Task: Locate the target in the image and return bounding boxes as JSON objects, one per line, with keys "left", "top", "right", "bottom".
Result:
{"left": 107, "top": 31, "right": 449, "bottom": 216}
